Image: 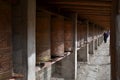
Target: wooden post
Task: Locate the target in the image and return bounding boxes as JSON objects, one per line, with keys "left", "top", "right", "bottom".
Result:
{"left": 74, "top": 13, "right": 78, "bottom": 80}
{"left": 111, "top": 0, "right": 117, "bottom": 79}
{"left": 77, "top": 21, "right": 89, "bottom": 62}
{"left": 86, "top": 21, "right": 90, "bottom": 63}
{"left": 0, "top": 1, "right": 12, "bottom": 79}
{"left": 93, "top": 24, "right": 95, "bottom": 51}
{"left": 12, "top": 0, "right": 36, "bottom": 80}
{"left": 94, "top": 25, "right": 98, "bottom": 50}
{"left": 27, "top": 0, "right": 36, "bottom": 80}
{"left": 61, "top": 13, "right": 78, "bottom": 80}
{"left": 89, "top": 23, "right": 94, "bottom": 54}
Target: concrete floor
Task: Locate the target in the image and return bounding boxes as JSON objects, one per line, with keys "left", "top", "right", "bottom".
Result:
{"left": 77, "top": 38, "right": 110, "bottom": 80}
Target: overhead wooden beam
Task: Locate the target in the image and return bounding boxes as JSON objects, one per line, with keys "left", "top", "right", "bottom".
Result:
{"left": 46, "top": 0, "right": 112, "bottom": 2}
{"left": 78, "top": 14, "right": 111, "bottom": 29}
{"left": 70, "top": 10, "right": 111, "bottom": 14}
{"left": 69, "top": 9, "right": 111, "bottom": 12}
{"left": 78, "top": 13, "right": 111, "bottom": 16}
{"left": 79, "top": 15, "right": 111, "bottom": 22}
{"left": 47, "top": 1, "right": 112, "bottom": 7}
{"left": 58, "top": 6, "right": 112, "bottom": 11}
{"left": 59, "top": 8, "right": 111, "bottom": 16}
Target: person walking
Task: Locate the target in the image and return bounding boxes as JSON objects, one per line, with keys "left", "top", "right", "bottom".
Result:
{"left": 103, "top": 31, "right": 109, "bottom": 43}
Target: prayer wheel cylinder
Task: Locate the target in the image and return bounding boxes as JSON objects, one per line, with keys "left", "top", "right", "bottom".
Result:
{"left": 64, "top": 20, "right": 73, "bottom": 52}
{"left": 0, "top": 1, "right": 12, "bottom": 79}
{"left": 83, "top": 24, "right": 87, "bottom": 42}
{"left": 36, "top": 12, "right": 51, "bottom": 64}
{"left": 80, "top": 24, "right": 84, "bottom": 45}
{"left": 77, "top": 23, "right": 81, "bottom": 48}
{"left": 51, "top": 16, "right": 64, "bottom": 57}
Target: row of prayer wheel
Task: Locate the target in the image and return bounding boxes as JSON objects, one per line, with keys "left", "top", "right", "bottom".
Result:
{"left": 36, "top": 12, "right": 74, "bottom": 64}
{"left": 78, "top": 23, "right": 87, "bottom": 46}
{"left": 0, "top": 1, "right": 12, "bottom": 79}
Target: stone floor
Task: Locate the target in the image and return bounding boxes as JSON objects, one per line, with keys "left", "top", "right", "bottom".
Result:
{"left": 51, "top": 38, "right": 110, "bottom": 80}
{"left": 77, "top": 39, "right": 110, "bottom": 80}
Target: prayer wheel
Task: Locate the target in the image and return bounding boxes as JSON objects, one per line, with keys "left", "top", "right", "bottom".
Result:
{"left": 36, "top": 12, "right": 51, "bottom": 64}
{"left": 0, "top": 1, "right": 12, "bottom": 79}
{"left": 77, "top": 23, "right": 81, "bottom": 48}
{"left": 83, "top": 24, "right": 87, "bottom": 42}
{"left": 89, "top": 24, "right": 92, "bottom": 37}
{"left": 64, "top": 20, "right": 73, "bottom": 52}
{"left": 80, "top": 24, "right": 84, "bottom": 45}
{"left": 51, "top": 16, "right": 64, "bottom": 57}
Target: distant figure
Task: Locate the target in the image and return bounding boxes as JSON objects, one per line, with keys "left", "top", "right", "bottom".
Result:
{"left": 103, "top": 31, "right": 109, "bottom": 43}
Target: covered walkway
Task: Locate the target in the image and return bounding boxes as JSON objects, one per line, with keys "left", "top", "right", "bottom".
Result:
{"left": 1, "top": 0, "right": 120, "bottom": 80}
{"left": 78, "top": 38, "right": 110, "bottom": 80}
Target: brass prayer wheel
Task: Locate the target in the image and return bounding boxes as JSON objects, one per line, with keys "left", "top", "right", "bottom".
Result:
{"left": 64, "top": 20, "right": 73, "bottom": 52}
{"left": 51, "top": 16, "right": 64, "bottom": 57}
{"left": 36, "top": 12, "right": 51, "bottom": 64}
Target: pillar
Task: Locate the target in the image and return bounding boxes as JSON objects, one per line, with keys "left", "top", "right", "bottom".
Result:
{"left": 92, "top": 24, "right": 95, "bottom": 54}
{"left": 77, "top": 21, "right": 89, "bottom": 62}
{"left": 115, "top": 11, "right": 120, "bottom": 80}
{"left": 77, "top": 45, "right": 88, "bottom": 62}
{"left": 97, "top": 28, "right": 100, "bottom": 46}
{"left": 94, "top": 26, "right": 98, "bottom": 50}
{"left": 27, "top": 1, "right": 36, "bottom": 80}
{"left": 12, "top": 0, "right": 36, "bottom": 80}
{"left": 89, "top": 24, "right": 94, "bottom": 54}
{"left": 61, "top": 13, "right": 78, "bottom": 80}
{"left": 97, "top": 26, "right": 100, "bottom": 46}
{"left": 99, "top": 28, "right": 103, "bottom": 45}
{"left": 98, "top": 27, "right": 102, "bottom": 46}
{"left": 111, "top": 0, "right": 117, "bottom": 79}
{"left": 89, "top": 41, "right": 94, "bottom": 54}
{"left": 0, "top": 1, "right": 12, "bottom": 79}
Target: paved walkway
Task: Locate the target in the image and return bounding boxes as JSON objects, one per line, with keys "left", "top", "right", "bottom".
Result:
{"left": 77, "top": 38, "right": 110, "bottom": 80}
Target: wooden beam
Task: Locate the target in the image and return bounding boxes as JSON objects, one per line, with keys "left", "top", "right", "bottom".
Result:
{"left": 70, "top": 10, "right": 111, "bottom": 14}
{"left": 43, "top": 0, "right": 112, "bottom": 1}
{"left": 58, "top": 6, "right": 112, "bottom": 11}
{"left": 78, "top": 15, "right": 111, "bottom": 29}
{"left": 70, "top": 9, "right": 111, "bottom": 12}
{"left": 78, "top": 15, "right": 111, "bottom": 21}
{"left": 111, "top": 0, "right": 118, "bottom": 79}
{"left": 78, "top": 13, "right": 111, "bottom": 16}
{"left": 47, "top": 1, "right": 112, "bottom": 7}
{"left": 59, "top": 8, "right": 111, "bottom": 16}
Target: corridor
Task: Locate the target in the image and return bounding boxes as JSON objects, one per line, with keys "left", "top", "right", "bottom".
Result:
{"left": 77, "top": 38, "right": 110, "bottom": 80}
{"left": 1, "top": 0, "right": 118, "bottom": 80}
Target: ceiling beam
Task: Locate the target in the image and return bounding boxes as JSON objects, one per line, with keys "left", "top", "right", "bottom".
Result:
{"left": 78, "top": 13, "right": 111, "bottom": 16}
{"left": 47, "top": 1, "right": 112, "bottom": 7}
{"left": 57, "top": 6, "right": 112, "bottom": 11}
{"left": 70, "top": 9, "right": 111, "bottom": 13}
{"left": 45, "top": 0, "right": 112, "bottom": 2}
{"left": 79, "top": 15, "right": 111, "bottom": 21}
